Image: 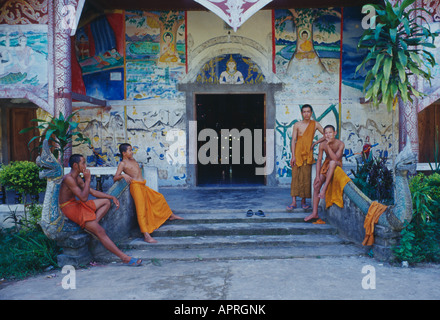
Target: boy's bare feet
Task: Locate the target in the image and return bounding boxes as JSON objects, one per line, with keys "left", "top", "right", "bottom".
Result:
{"left": 169, "top": 213, "right": 184, "bottom": 220}
{"left": 304, "top": 213, "right": 319, "bottom": 222}
{"left": 143, "top": 232, "right": 158, "bottom": 243}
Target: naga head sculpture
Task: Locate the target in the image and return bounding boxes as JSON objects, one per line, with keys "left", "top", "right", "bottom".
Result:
{"left": 36, "top": 139, "right": 64, "bottom": 180}
{"left": 395, "top": 138, "right": 418, "bottom": 175}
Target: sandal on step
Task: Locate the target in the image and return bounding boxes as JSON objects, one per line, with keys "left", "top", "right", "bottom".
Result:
{"left": 126, "top": 257, "right": 142, "bottom": 267}
{"left": 246, "top": 210, "right": 254, "bottom": 217}
{"left": 255, "top": 210, "right": 265, "bottom": 217}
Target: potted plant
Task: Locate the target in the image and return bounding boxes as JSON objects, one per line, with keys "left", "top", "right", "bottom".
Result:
{"left": 0, "top": 161, "right": 46, "bottom": 227}
{"left": 20, "top": 110, "right": 91, "bottom": 168}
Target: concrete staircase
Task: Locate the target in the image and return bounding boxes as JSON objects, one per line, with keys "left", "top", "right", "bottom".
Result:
{"left": 120, "top": 208, "right": 365, "bottom": 262}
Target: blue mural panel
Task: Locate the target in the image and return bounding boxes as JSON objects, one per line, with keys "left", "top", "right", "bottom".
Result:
{"left": 82, "top": 67, "right": 125, "bottom": 100}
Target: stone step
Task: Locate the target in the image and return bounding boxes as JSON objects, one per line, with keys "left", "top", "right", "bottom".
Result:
{"left": 149, "top": 221, "right": 336, "bottom": 237}
{"left": 171, "top": 207, "right": 312, "bottom": 215}
{"left": 166, "top": 211, "right": 312, "bottom": 224}
{"left": 106, "top": 207, "right": 365, "bottom": 263}
{"left": 124, "top": 234, "right": 348, "bottom": 250}
{"left": 121, "top": 244, "right": 364, "bottom": 262}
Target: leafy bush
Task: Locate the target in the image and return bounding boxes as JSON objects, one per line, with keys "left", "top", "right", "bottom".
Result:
{"left": 0, "top": 161, "right": 46, "bottom": 197}
{"left": 0, "top": 205, "right": 60, "bottom": 280}
{"left": 393, "top": 173, "right": 440, "bottom": 264}
{"left": 351, "top": 155, "right": 393, "bottom": 204}
{"left": 0, "top": 161, "right": 46, "bottom": 228}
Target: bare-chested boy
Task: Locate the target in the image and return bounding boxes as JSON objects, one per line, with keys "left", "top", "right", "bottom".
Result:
{"left": 114, "top": 143, "right": 182, "bottom": 243}
{"left": 59, "top": 154, "right": 142, "bottom": 266}
{"left": 304, "top": 125, "right": 345, "bottom": 222}
{"left": 287, "top": 104, "right": 324, "bottom": 210}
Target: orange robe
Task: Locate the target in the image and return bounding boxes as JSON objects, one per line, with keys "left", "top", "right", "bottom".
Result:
{"left": 60, "top": 199, "right": 96, "bottom": 229}
{"left": 129, "top": 180, "right": 173, "bottom": 234}
{"left": 362, "top": 201, "right": 388, "bottom": 246}
{"left": 291, "top": 120, "right": 316, "bottom": 198}
{"left": 324, "top": 166, "right": 351, "bottom": 209}
{"left": 294, "top": 120, "right": 316, "bottom": 167}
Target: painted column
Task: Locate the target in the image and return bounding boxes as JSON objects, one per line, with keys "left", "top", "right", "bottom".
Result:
{"left": 53, "top": 0, "right": 75, "bottom": 118}
{"left": 399, "top": 99, "right": 419, "bottom": 157}
{"left": 397, "top": 0, "right": 422, "bottom": 157}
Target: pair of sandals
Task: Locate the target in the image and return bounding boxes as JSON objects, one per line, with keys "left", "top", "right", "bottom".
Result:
{"left": 246, "top": 209, "right": 265, "bottom": 217}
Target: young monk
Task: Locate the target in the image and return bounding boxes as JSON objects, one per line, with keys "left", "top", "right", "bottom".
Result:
{"left": 113, "top": 143, "right": 183, "bottom": 243}
{"left": 305, "top": 125, "right": 345, "bottom": 222}
{"left": 287, "top": 104, "right": 324, "bottom": 210}
{"left": 59, "top": 154, "right": 142, "bottom": 266}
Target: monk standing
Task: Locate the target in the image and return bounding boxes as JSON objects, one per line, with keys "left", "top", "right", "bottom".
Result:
{"left": 114, "top": 143, "right": 183, "bottom": 243}
{"left": 305, "top": 125, "right": 345, "bottom": 222}
{"left": 59, "top": 154, "right": 142, "bottom": 266}
{"left": 287, "top": 104, "right": 324, "bottom": 210}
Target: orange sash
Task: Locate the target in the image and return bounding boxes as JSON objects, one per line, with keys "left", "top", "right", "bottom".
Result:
{"left": 324, "top": 166, "right": 351, "bottom": 209}
{"left": 294, "top": 120, "right": 316, "bottom": 167}
{"left": 59, "top": 199, "right": 96, "bottom": 229}
{"left": 362, "top": 201, "right": 388, "bottom": 246}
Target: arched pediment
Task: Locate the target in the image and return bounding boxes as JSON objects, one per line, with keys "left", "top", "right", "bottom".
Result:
{"left": 181, "top": 35, "right": 281, "bottom": 84}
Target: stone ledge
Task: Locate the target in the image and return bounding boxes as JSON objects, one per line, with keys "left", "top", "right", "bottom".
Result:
{"left": 321, "top": 194, "right": 400, "bottom": 262}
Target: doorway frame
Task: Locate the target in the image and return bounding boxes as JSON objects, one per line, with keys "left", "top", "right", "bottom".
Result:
{"left": 178, "top": 83, "right": 282, "bottom": 187}
{"left": 195, "top": 92, "right": 266, "bottom": 186}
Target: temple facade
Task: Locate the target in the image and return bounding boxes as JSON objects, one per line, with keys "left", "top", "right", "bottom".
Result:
{"left": 1, "top": 0, "right": 439, "bottom": 187}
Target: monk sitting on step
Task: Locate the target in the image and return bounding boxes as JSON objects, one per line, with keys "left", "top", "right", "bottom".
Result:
{"left": 114, "top": 143, "right": 183, "bottom": 243}
{"left": 305, "top": 125, "right": 345, "bottom": 222}
{"left": 59, "top": 154, "right": 142, "bottom": 266}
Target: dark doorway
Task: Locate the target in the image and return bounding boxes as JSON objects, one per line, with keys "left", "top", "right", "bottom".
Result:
{"left": 8, "top": 107, "right": 39, "bottom": 162}
{"left": 196, "top": 94, "right": 265, "bottom": 186}
{"left": 418, "top": 102, "right": 440, "bottom": 163}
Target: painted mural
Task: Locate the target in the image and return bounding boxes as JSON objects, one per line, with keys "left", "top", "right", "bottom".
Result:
{"left": 73, "top": 13, "right": 125, "bottom": 100}
{"left": 339, "top": 7, "right": 397, "bottom": 168}
{"left": 125, "top": 104, "right": 186, "bottom": 182}
{"left": 72, "top": 103, "right": 187, "bottom": 185}
{"left": 420, "top": 1, "right": 440, "bottom": 109}
{"left": 273, "top": 7, "right": 399, "bottom": 184}
{"left": 275, "top": 104, "right": 339, "bottom": 181}
{"left": 0, "top": 24, "right": 48, "bottom": 100}
{"left": 125, "top": 10, "right": 186, "bottom": 100}
{"left": 421, "top": 22, "right": 440, "bottom": 98}
{"left": 196, "top": 54, "right": 265, "bottom": 84}
{"left": 274, "top": 8, "right": 342, "bottom": 183}
{"left": 66, "top": 7, "right": 407, "bottom": 186}
{"left": 275, "top": 8, "right": 341, "bottom": 92}
{"left": 341, "top": 7, "right": 369, "bottom": 91}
